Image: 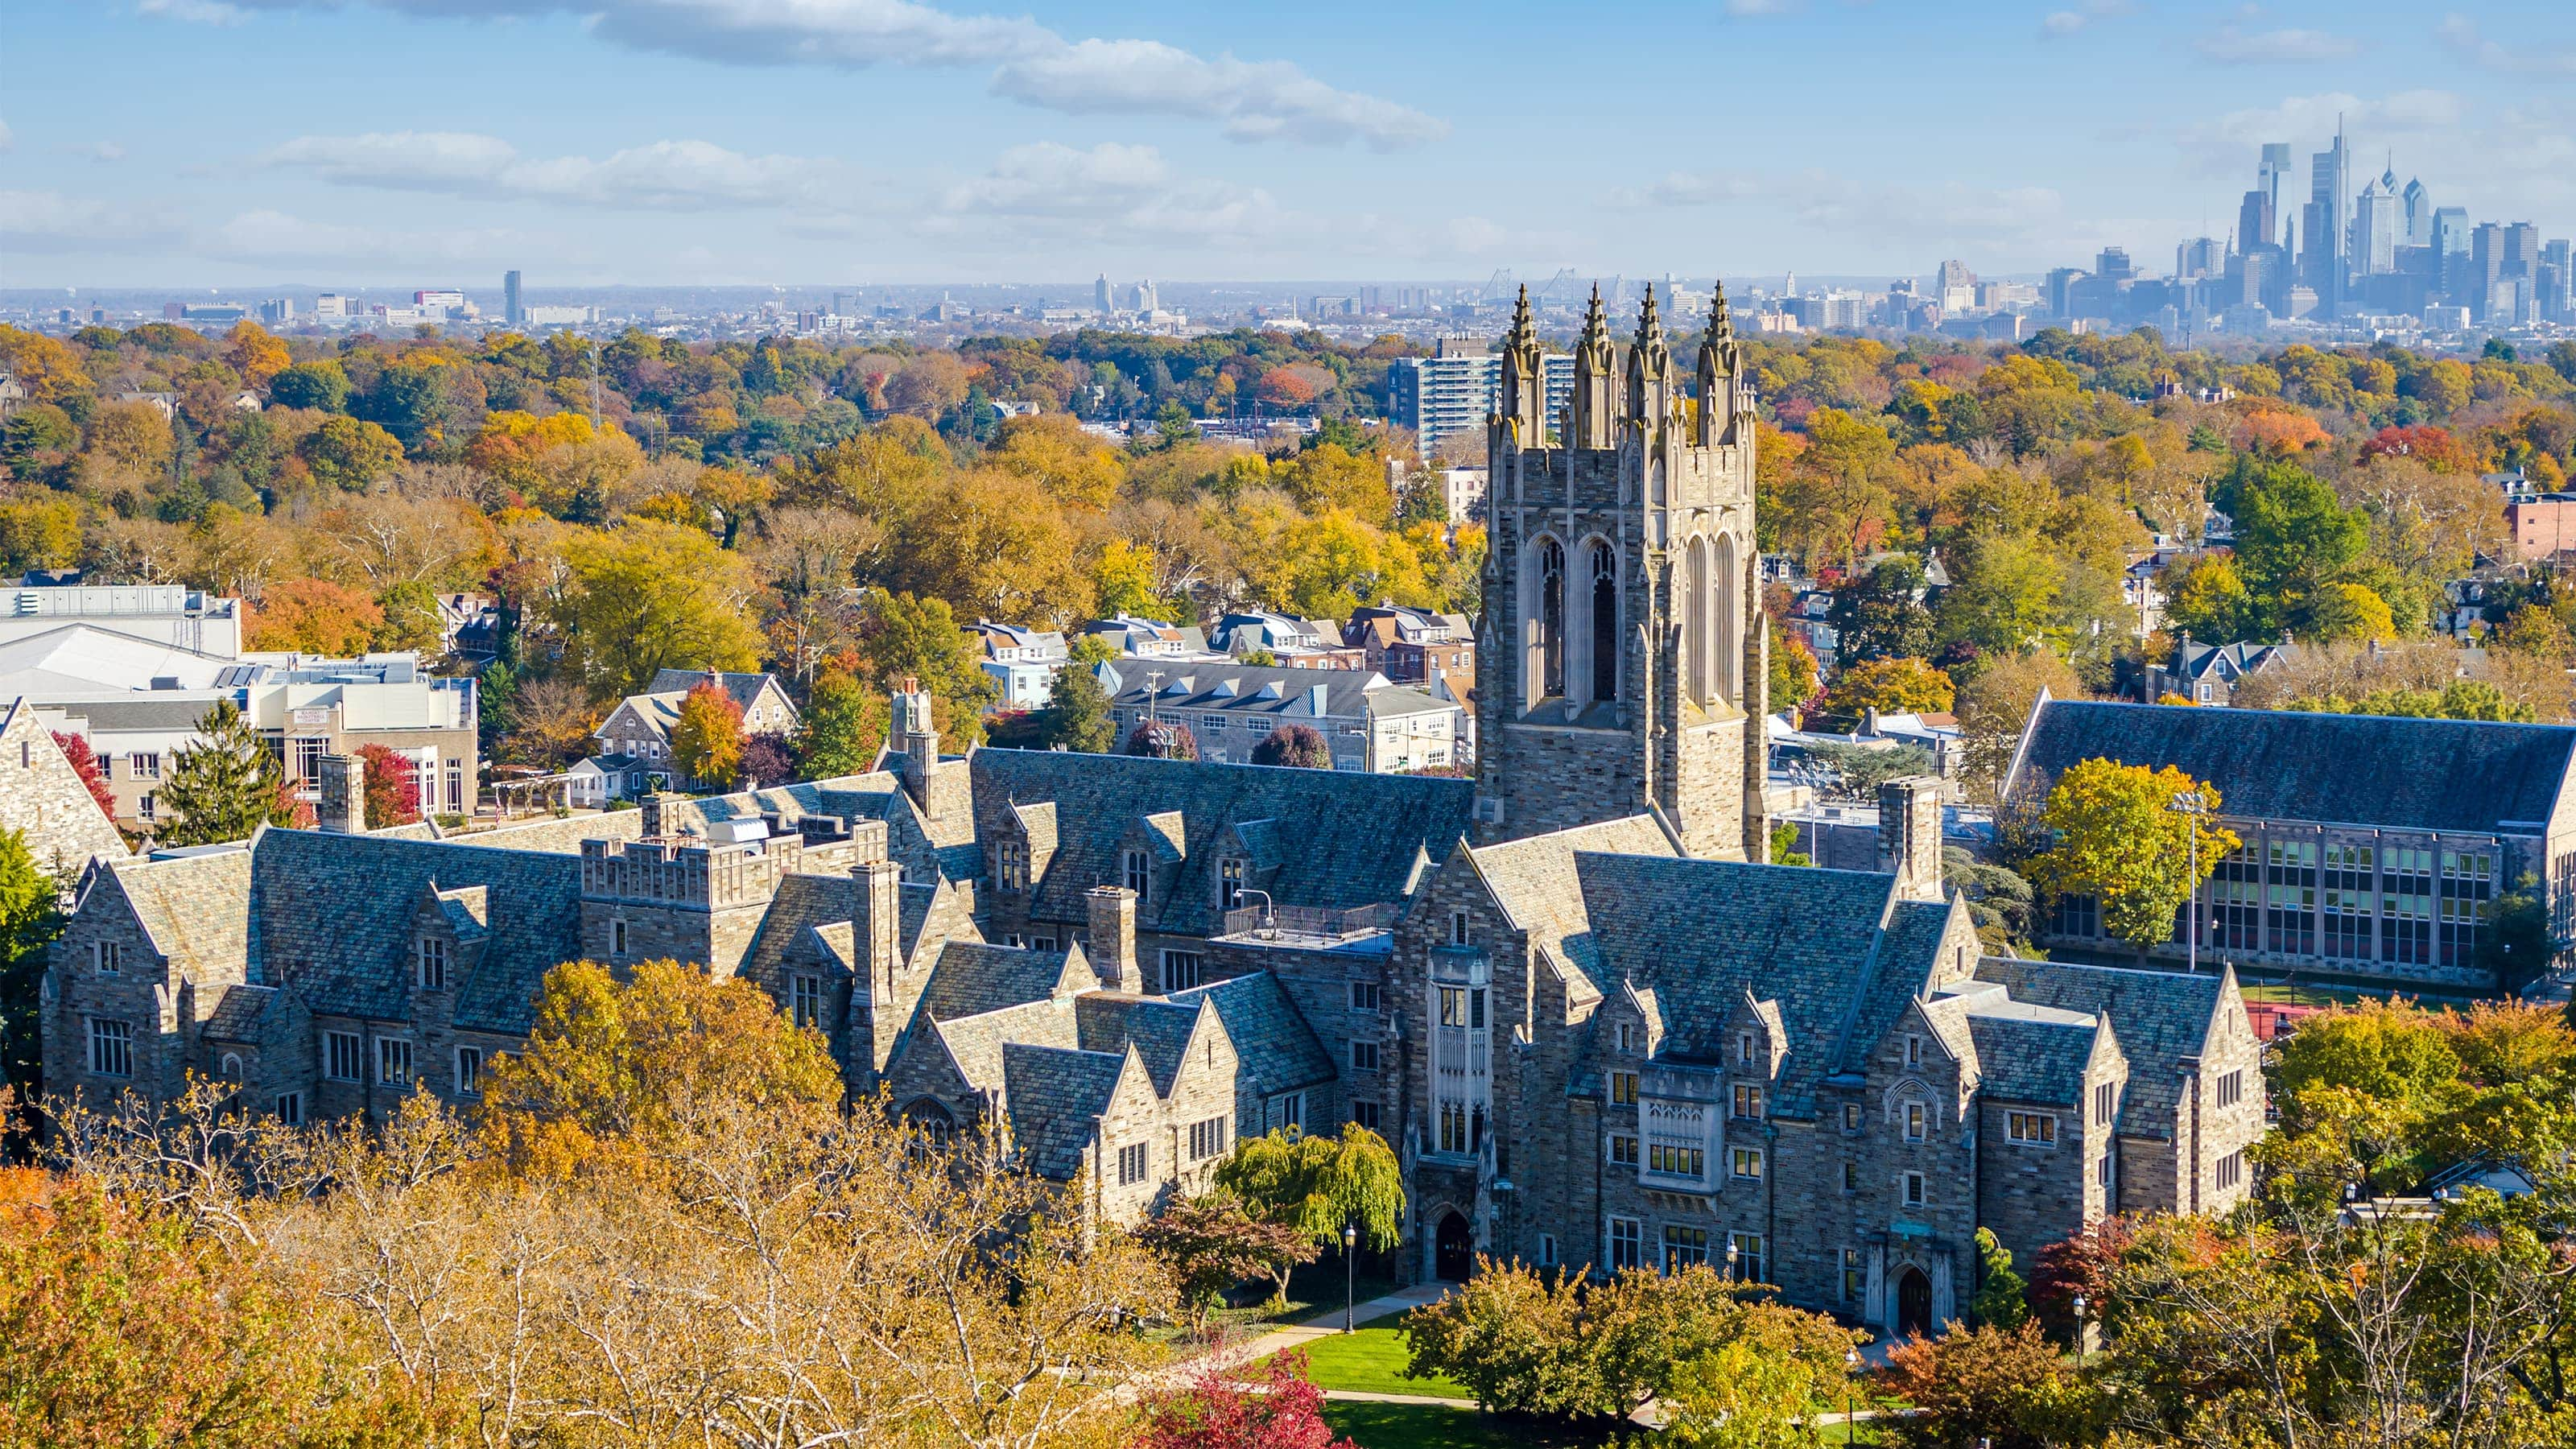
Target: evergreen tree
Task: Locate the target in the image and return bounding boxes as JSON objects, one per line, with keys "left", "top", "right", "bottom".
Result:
{"left": 1040, "top": 662, "right": 1114, "bottom": 753}
{"left": 796, "top": 667, "right": 887, "bottom": 778}
{"left": 156, "top": 699, "right": 295, "bottom": 846}
{"left": 1970, "top": 1226, "right": 2031, "bottom": 1330}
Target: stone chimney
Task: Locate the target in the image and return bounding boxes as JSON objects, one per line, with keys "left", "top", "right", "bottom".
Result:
{"left": 1876, "top": 774, "right": 1945, "bottom": 903}
{"left": 316, "top": 753, "right": 366, "bottom": 834}
{"left": 855, "top": 858, "right": 903, "bottom": 995}
{"left": 1086, "top": 884, "right": 1137, "bottom": 992}
{"left": 639, "top": 790, "right": 667, "bottom": 839}
{"left": 890, "top": 678, "right": 940, "bottom": 807}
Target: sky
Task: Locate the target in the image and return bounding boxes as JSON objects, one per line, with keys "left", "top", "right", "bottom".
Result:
{"left": 3, "top": 0, "right": 2574, "bottom": 290}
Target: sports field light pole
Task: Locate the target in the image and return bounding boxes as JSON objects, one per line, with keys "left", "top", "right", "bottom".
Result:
{"left": 2169, "top": 791, "right": 2207, "bottom": 973}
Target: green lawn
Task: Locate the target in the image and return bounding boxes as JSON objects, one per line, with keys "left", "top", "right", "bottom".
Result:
{"left": 1293, "top": 1322, "right": 1468, "bottom": 1398}
{"left": 1321, "top": 1402, "right": 1633, "bottom": 1449}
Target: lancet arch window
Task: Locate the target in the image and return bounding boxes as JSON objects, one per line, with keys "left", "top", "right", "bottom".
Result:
{"left": 1530, "top": 535, "right": 1566, "bottom": 703}
{"left": 1715, "top": 533, "right": 1742, "bottom": 704}
{"left": 1588, "top": 543, "right": 1619, "bottom": 705}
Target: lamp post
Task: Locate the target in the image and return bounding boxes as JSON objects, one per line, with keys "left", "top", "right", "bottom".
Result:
{"left": 2072, "top": 1293, "right": 2088, "bottom": 1363}
{"left": 2168, "top": 791, "right": 2208, "bottom": 973}
{"left": 1344, "top": 1224, "right": 1359, "bottom": 1334}
{"left": 1844, "top": 1347, "right": 1860, "bottom": 1439}
{"left": 1725, "top": 1237, "right": 1740, "bottom": 1282}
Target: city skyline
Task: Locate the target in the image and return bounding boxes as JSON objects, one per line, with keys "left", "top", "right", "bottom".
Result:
{"left": 5, "top": 0, "right": 2575, "bottom": 288}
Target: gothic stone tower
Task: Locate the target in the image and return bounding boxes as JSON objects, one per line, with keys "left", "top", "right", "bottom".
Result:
{"left": 1472, "top": 283, "right": 1769, "bottom": 861}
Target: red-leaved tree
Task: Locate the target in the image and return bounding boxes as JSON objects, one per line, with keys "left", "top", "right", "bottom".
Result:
{"left": 52, "top": 731, "right": 118, "bottom": 818}
{"left": 353, "top": 743, "right": 422, "bottom": 826}
{"left": 1134, "top": 1350, "right": 1355, "bottom": 1449}
{"left": 1251, "top": 723, "right": 1331, "bottom": 770}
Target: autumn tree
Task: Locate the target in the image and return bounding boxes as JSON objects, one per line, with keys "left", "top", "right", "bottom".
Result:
{"left": 1768, "top": 619, "right": 1820, "bottom": 716}
{"left": 2023, "top": 759, "right": 2237, "bottom": 952}
{"left": 1134, "top": 1350, "right": 1356, "bottom": 1449}
{"left": 669, "top": 679, "right": 746, "bottom": 791}
{"left": 155, "top": 700, "right": 297, "bottom": 846}
{"left": 295, "top": 415, "right": 405, "bottom": 490}
{"left": 50, "top": 731, "right": 118, "bottom": 819}
{"left": 1251, "top": 722, "right": 1331, "bottom": 769}
{"left": 351, "top": 742, "right": 422, "bottom": 827}
{"left": 554, "top": 520, "right": 764, "bottom": 698}
{"left": 1818, "top": 656, "right": 1956, "bottom": 724}
{"left": 1953, "top": 650, "right": 2084, "bottom": 805}
{"left": 1133, "top": 1196, "right": 1319, "bottom": 1332}
{"left": 1877, "top": 1322, "right": 2097, "bottom": 1449}
{"left": 247, "top": 577, "right": 385, "bottom": 656}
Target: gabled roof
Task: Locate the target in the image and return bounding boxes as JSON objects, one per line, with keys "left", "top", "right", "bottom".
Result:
{"left": 1075, "top": 993, "right": 1208, "bottom": 1093}
{"left": 1003, "top": 1042, "right": 1128, "bottom": 1178}
{"left": 972, "top": 748, "right": 1472, "bottom": 936}
{"left": 919, "top": 941, "right": 1093, "bottom": 1021}
{"left": 200, "top": 982, "right": 279, "bottom": 1045}
{"left": 1952, "top": 987, "right": 2104, "bottom": 1106}
{"left": 1170, "top": 972, "right": 1335, "bottom": 1094}
{"left": 249, "top": 828, "right": 586, "bottom": 1034}
{"left": 88, "top": 847, "right": 253, "bottom": 984}
{"left": 1972, "top": 956, "right": 2227, "bottom": 1136}
{"left": 644, "top": 669, "right": 793, "bottom": 716}
{"left": 1574, "top": 857, "right": 1959, "bottom": 1115}
{"left": 2011, "top": 698, "right": 2576, "bottom": 835}
{"left": 1467, "top": 815, "right": 1676, "bottom": 993}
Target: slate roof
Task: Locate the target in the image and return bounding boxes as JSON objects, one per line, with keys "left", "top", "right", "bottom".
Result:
{"left": 1575, "top": 857, "right": 1959, "bottom": 1116}
{"left": 972, "top": 747, "right": 1472, "bottom": 937}
{"left": 1002, "top": 1042, "right": 1125, "bottom": 1178}
{"left": 248, "top": 827, "right": 586, "bottom": 1034}
{"left": 1075, "top": 994, "right": 1205, "bottom": 1093}
{"left": 2013, "top": 698, "right": 2576, "bottom": 834}
{"left": 920, "top": 942, "right": 1089, "bottom": 1021}
{"left": 934, "top": 998, "right": 1078, "bottom": 1092}
{"left": 1170, "top": 971, "right": 1336, "bottom": 1094}
{"left": 1972, "top": 956, "right": 2226, "bottom": 1137}
{"left": 96, "top": 848, "right": 253, "bottom": 983}
{"left": 1957, "top": 994, "right": 2102, "bottom": 1106}
{"left": 200, "top": 983, "right": 278, "bottom": 1044}
{"left": 645, "top": 669, "right": 789, "bottom": 713}
{"left": 1104, "top": 663, "right": 1449, "bottom": 722}
{"left": 1468, "top": 815, "right": 1677, "bottom": 993}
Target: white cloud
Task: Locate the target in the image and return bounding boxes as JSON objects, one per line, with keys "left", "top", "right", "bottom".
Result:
{"left": 68, "top": 141, "right": 130, "bottom": 163}
{"left": 2438, "top": 14, "right": 2576, "bottom": 77}
{"left": 2040, "top": 0, "right": 2130, "bottom": 39}
{"left": 2193, "top": 27, "right": 2363, "bottom": 63}
{"left": 0, "top": 190, "right": 184, "bottom": 254}
{"left": 141, "top": 0, "right": 249, "bottom": 22}
{"left": 1724, "top": 0, "right": 1798, "bottom": 15}
{"left": 264, "top": 130, "right": 848, "bottom": 209}
{"left": 2186, "top": 90, "right": 2462, "bottom": 155}
{"left": 224, "top": 0, "right": 1443, "bottom": 148}
{"left": 928, "top": 141, "right": 1290, "bottom": 246}
{"left": 206, "top": 208, "right": 526, "bottom": 266}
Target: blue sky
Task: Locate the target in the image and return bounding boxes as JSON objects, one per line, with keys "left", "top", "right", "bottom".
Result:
{"left": 3, "top": 0, "right": 2572, "bottom": 288}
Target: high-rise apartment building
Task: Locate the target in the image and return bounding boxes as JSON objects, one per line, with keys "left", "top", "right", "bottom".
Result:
{"left": 503, "top": 270, "right": 523, "bottom": 326}
{"left": 2178, "top": 237, "right": 2223, "bottom": 279}
{"left": 1389, "top": 332, "right": 1574, "bottom": 459}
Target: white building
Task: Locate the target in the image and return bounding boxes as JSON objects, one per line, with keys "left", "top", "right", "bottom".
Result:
{"left": 1389, "top": 338, "right": 1574, "bottom": 459}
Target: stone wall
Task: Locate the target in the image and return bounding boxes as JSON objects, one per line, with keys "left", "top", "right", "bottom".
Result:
{"left": 0, "top": 702, "right": 127, "bottom": 880}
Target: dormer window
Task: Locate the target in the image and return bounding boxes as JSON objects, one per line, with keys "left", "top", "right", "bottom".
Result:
{"left": 1616, "top": 1022, "right": 1635, "bottom": 1054}
{"left": 415, "top": 937, "right": 448, "bottom": 992}
{"left": 1736, "top": 1031, "right": 1756, "bottom": 1067}
{"left": 1123, "top": 848, "right": 1151, "bottom": 902}
{"left": 1905, "top": 1034, "right": 1923, "bottom": 1067}
{"left": 1450, "top": 910, "right": 1470, "bottom": 946}
{"left": 997, "top": 839, "right": 1030, "bottom": 893}
{"left": 1219, "top": 857, "right": 1247, "bottom": 910}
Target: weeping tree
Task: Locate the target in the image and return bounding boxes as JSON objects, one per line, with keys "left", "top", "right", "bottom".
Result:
{"left": 1212, "top": 1124, "right": 1405, "bottom": 1307}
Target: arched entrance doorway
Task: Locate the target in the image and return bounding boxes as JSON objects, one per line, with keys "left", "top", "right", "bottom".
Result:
{"left": 1896, "top": 1266, "right": 1933, "bottom": 1338}
{"left": 1434, "top": 1211, "right": 1475, "bottom": 1282}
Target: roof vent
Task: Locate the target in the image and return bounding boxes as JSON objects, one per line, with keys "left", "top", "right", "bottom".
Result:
{"left": 149, "top": 675, "right": 180, "bottom": 691}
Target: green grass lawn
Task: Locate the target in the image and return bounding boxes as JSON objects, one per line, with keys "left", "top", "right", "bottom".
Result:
{"left": 1321, "top": 1402, "right": 1632, "bottom": 1449}
{"left": 1292, "top": 1322, "right": 1468, "bottom": 1398}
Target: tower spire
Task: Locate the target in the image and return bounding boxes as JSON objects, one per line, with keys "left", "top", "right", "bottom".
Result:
{"left": 1568, "top": 283, "right": 1618, "bottom": 447}
{"left": 1625, "top": 283, "right": 1674, "bottom": 425}
{"left": 1706, "top": 278, "right": 1734, "bottom": 340}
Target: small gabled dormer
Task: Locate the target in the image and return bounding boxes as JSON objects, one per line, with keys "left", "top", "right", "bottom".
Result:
{"left": 994, "top": 800, "right": 1055, "bottom": 895}
{"left": 410, "top": 881, "right": 489, "bottom": 997}
{"left": 1212, "top": 818, "right": 1281, "bottom": 914}
{"left": 1117, "top": 811, "right": 1187, "bottom": 908}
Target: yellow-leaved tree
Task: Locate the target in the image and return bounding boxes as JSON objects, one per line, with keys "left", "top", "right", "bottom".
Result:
{"left": 667, "top": 679, "right": 745, "bottom": 791}
{"left": 2025, "top": 758, "right": 2238, "bottom": 951}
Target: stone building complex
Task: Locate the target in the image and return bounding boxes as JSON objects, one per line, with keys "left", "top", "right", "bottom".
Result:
{"left": 42, "top": 291, "right": 2264, "bottom": 1341}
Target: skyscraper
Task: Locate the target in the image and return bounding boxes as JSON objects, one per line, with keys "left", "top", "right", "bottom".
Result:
{"left": 2304, "top": 120, "right": 2350, "bottom": 313}
{"left": 1094, "top": 274, "right": 1112, "bottom": 312}
{"left": 2401, "top": 178, "right": 2432, "bottom": 246}
{"left": 2351, "top": 178, "right": 2399, "bottom": 277}
{"left": 2257, "top": 142, "right": 2293, "bottom": 231}
{"left": 503, "top": 270, "right": 523, "bottom": 327}
{"left": 2236, "top": 189, "right": 2276, "bottom": 256}
{"left": 2095, "top": 247, "right": 2134, "bottom": 283}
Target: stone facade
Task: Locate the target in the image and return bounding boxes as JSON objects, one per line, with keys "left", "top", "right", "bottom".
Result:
{"left": 0, "top": 696, "right": 129, "bottom": 882}
{"left": 1474, "top": 286, "right": 1768, "bottom": 862}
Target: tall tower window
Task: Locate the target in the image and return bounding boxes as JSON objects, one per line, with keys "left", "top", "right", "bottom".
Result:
{"left": 1685, "top": 537, "right": 1711, "bottom": 704}
{"left": 1715, "top": 534, "right": 1741, "bottom": 704}
{"left": 1589, "top": 543, "right": 1619, "bottom": 705}
{"left": 1536, "top": 537, "right": 1566, "bottom": 700}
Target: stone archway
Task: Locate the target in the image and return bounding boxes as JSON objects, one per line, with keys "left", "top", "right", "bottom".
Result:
{"left": 1434, "top": 1210, "right": 1475, "bottom": 1282}
{"left": 1896, "top": 1265, "right": 1934, "bottom": 1339}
